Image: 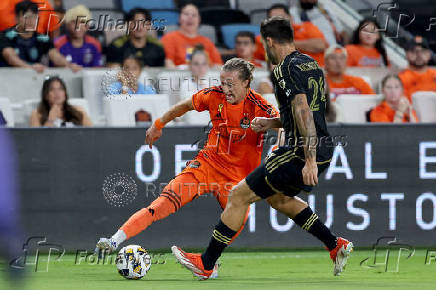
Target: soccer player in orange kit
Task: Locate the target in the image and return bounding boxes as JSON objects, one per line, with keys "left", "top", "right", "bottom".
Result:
{"left": 96, "top": 58, "right": 278, "bottom": 276}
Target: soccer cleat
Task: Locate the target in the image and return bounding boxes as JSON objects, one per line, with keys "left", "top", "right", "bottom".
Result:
{"left": 171, "top": 245, "right": 213, "bottom": 280}
{"left": 210, "top": 262, "right": 220, "bottom": 279}
{"left": 330, "top": 237, "right": 353, "bottom": 276}
{"left": 95, "top": 237, "right": 118, "bottom": 254}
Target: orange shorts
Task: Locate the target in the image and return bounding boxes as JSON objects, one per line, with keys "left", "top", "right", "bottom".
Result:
{"left": 161, "top": 155, "right": 240, "bottom": 211}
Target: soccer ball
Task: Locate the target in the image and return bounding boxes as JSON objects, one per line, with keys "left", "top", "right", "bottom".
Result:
{"left": 115, "top": 245, "right": 152, "bottom": 279}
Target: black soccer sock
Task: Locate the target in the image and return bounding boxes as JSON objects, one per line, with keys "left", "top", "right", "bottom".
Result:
{"left": 293, "top": 207, "right": 337, "bottom": 251}
{"left": 201, "top": 219, "right": 237, "bottom": 270}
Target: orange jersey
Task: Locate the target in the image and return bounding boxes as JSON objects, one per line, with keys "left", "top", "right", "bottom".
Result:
{"left": 0, "top": 0, "right": 58, "bottom": 34}
{"left": 370, "top": 100, "right": 418, "bottom": 123}
{"left": 190, "top": 86, "right": 278, "bottom": 181}
{"left": 254, "top": 22, "right": 327, "bottom": 66}
{"left": 345, "top": 44, "right": 386, "bottom": 67}
{"left": 398, "top": 67, "right": 436, "bottom": 102}
{"left": 327, "top": 74, "right": 375, "bottom": 101}
{"left": 161, "top": 31, "right": 223, "bottom": 66}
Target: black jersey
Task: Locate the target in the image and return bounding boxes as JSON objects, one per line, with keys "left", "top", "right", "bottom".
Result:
{"left": 272, "top": 51, "right": 333, "bottom": 162}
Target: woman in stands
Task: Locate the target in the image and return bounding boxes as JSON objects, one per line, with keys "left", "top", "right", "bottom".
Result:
{"left": 370, "top": 74, "right": 418, "bottom": 123}
{"left": 346, "top": 18, "right": 389, "bottom": 67}
{"left": 30, "top": 76, "right": 92, "bottom": 127}
{"left": 109, "top": 55, "right": 156, "bottom": 95}
{"left": 161, "top": 3, "right": 222, "bottom": 68}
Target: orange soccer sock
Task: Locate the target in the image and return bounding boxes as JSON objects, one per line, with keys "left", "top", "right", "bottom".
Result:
{"left": 120, "top": 196, "right": 177, "bottom": 239}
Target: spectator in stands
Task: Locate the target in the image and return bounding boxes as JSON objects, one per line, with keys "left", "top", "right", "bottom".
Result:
{"left": 161, "top": 3, "right": 223, "bottom": 68}
{"left": 370, "top": 74, "right": 418, "bottom": 123}
{"left": 399, "top": 36, "right": 436, "bottom": 102}
{"left": 0, "top": 1, "right": 82, "bottom": 73}
{"left": 324, "top": 45, "right": 375, "bottom": 102}
{"left": 346, "top": 18, "right": 388, "bottom": 67}
{"left": 109, "top": 55, "right": 156, "bottom": 95}
{"left": 30, "top": 76, "right": 92, "bottom": 127}
{"left": 254, "top": 3, "right": 328, "bottom": 66}
{"left": 106, "top": 8, "right": 165, "bottom": 68}
{"left": 54, "top": 5, "right": 102, "bottom": 67}
{"left": 0, "top": 0, "right": 59, "bottom": 36}
{"left": 179, "top": 45, "right": 211, "bottom": 101}
{"left": 234, "top": 31, "right": 262, "bottom": 67}
{"left": 290, "top": 0, "right": 347, "bottom": 46}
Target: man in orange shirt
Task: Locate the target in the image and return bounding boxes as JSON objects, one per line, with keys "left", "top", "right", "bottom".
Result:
{"left": 324, "top": 45, "right": 375, "bottom": 101}
{"left": 254, "top": 3, "right": 327, "bottom": 66}
{"left": 96, "top": 58, "right": 278, "bottom": 276}
{"left": 161, "top": 3, "right": 222, "bottom": 68}
{"left": 234, "top": 31, "right": 263, "bottom": 67}
{"left": 399, "top": 36, "right": 436, "bottom": 102}
{"left": 0, "top": 0, "right": 59, "bottom": 35}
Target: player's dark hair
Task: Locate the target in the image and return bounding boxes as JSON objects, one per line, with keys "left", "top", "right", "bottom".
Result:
{"left": 352, "top": 18, "right": 389, "bottom": 66}
{"left": 267, "top": 3, "right": 290, "bottom": 18}
{"left": 38, "top": 76, "right": 83, "bottom": 125}
{"left": 236, "top": 31, "right": 256, "bottom": 44}
{"left": 15, "top": 0, "right": 38, "bottom": 16}
{"left": 222, "top": 58, "right": 255, "bottom": 87}
{"left": 124, "top": 7, "right": 151, "bottom": 22}
{"left": 123, "top": 54, "right": 144, "bottom": 68}
{"left": 381, "top": 74, "right": 403, "bottom": 89}
{"left": 261, "top": 16, "right": 294, "bottom": 44}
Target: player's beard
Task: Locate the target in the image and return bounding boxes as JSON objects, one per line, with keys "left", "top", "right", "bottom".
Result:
{"left": 265, "top": 47, "right": 279, "bottom": 65}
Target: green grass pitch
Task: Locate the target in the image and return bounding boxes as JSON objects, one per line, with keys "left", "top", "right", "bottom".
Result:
{"left": 1, "top": 249, "right": 435, "bottom": 290}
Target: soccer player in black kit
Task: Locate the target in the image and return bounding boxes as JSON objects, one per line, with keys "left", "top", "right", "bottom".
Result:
{"left": 172, "top": 17, "right": 353, "bottom": 279}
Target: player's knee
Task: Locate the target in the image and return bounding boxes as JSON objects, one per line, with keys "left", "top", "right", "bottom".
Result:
{"left": 267, "top": 194, "right": 307, "bottom": 212}
{"left": 228, "top": 180, "right": 258, "bottom": 207}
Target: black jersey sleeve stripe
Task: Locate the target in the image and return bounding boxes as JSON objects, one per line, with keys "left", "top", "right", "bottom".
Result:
{"left": 247, "top": 92, "right": 275, "bottom": 116}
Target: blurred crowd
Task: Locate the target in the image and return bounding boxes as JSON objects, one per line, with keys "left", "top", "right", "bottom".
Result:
{"left": 0, "top": 0, "right": 435, "bottom": 127}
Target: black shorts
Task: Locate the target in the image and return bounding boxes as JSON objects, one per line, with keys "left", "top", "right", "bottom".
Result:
{"left": 245, "top": 147, "right": 330, "bottom": 199}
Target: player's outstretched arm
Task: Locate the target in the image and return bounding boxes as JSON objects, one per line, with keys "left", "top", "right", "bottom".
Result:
{"left": 250, "top": 117, "right": 282, "bottom": 133}
{"left": 145, "top": 98, "right": 194, "bottom": 148}
{"left": 292, "top": 93, "right": 318, "bottom": 186}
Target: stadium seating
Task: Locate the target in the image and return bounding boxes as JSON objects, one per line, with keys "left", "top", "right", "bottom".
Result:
{"left": 69, "top": 98, "right": 91, "bottom": 116}
{"left": 63, "top": 0, "right": 119, "bottom": 10}
{"left": 0, "top": 97, "right": 14, "bottom": 127}
{"left": 151, "top": 10, "right": 179, "bottom": 29}
{"left": 412, "top": 91, "right": 436, "bottom": 123}
{"left": 103, "top": 94, "right": 171, "bottom": 126}
{"left": 261, "top": 93, "right": 279, "bottom": 111}
{"left": 221, "top": 24, "right": 260, "bottom": 49}
{"left": 250, "top": 9, "right": 267, "bottom": 25}
{"left": 199, "top": 8, "right": 250, "bottom": 27}
{"left": 121, "top": 0, "right": 175, "bottom": 12}
{"left": 335, "top": 94, "right": 383, "bottom": 123}
{"left": 251, "top": 70, "right": 271, "bottom": 93}
{"left": 346, "top": 67, "right": 389, "bottom": 92}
